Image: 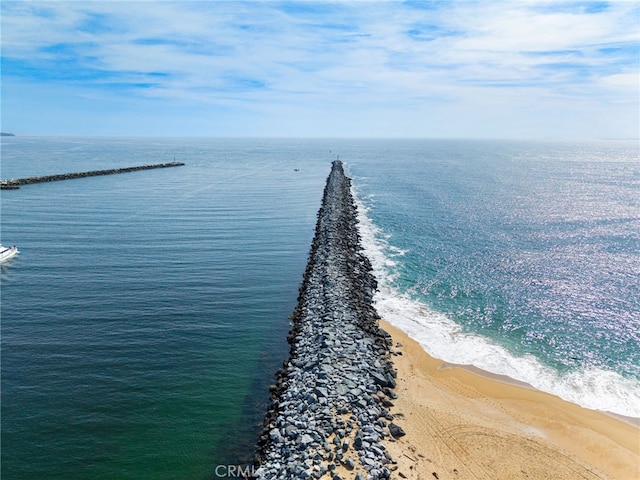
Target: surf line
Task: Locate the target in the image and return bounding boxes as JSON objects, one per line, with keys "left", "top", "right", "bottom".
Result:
{"left": 254, "top": 161, "right": 403, "bottom": 479}
{"left": 0, "top": 161, "right": 185, "bottom": 189}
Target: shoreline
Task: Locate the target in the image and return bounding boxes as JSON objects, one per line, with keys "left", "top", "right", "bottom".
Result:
{"left": 437, "top": 360, "right": 640, "bottom": 429}
{"left": 379, "top": 318, "right": 640, "bottom": 480}
{"left": 253, "top": 161, "right": 638, "bottom": 479}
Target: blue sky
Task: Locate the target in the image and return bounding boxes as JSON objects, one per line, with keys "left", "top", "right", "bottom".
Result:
{"left": 1, "top": 1, "right": 638, "bottom": 138}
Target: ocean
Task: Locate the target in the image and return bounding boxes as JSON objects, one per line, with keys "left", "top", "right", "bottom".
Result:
{"left": 1, "top": 137, "right": 638, "bottom": 479}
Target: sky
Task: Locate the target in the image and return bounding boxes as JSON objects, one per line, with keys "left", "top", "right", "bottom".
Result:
{"left": 1, "top": 0, "right": 638, "bottom": 138}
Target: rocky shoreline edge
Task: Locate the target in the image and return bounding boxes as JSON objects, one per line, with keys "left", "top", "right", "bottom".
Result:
{"left": 253, "top": 161, "right": 403, "bottom": 480}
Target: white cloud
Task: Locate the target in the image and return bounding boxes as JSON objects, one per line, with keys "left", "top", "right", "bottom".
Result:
{"left": 600, "top": 72, "right": 640, "bottom": 87}
{"left": 1, "top": 1, "right": 638, "bottom": 137}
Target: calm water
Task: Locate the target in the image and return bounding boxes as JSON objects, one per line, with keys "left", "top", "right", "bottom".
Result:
{"left": 1, "top": 137, "right": 332, "bottom": 480}
{"left": 1, "top": 137, "right": 638, "bottom": 479}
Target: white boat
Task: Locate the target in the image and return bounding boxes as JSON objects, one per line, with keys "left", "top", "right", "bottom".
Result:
{"left": 0, "top": 244, "right": 19, "bottom": 263}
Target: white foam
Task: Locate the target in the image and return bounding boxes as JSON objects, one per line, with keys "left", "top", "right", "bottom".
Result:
{"left": 352, "top": 183, "right": 640, "bottom": 419}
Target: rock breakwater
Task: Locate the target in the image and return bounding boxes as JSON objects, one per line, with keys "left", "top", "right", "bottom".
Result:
{"left": 254, "top": 161, "right": 401, "bottom": 480}
{"left": 0, "top": 161, "right": 185, "bottom": 189}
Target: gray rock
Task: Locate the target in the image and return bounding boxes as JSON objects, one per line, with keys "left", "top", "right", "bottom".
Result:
{"left": 343, "top": 457, "right": 355, "bottom": 470}
{"left": 254, "top": 162, "right": 397, "bottom": 478}
{"left": 388, "top": 423, "right": 406, "bottom": 438}
{"left": 315, "top": 386, "right": 329, "bottom": 398}
{"left": 300, "top": 433, "right": 315, "bottom": 446}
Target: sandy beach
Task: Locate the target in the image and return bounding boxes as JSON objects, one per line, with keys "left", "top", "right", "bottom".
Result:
{"left": 379, "top": 320, "right": 640, "bottom": 480}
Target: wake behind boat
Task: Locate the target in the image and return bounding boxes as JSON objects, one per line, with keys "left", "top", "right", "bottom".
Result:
{"left": 0, "top": 244, "right": 19, "bottom": 263}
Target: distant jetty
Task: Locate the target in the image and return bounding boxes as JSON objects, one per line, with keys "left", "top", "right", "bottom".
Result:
{"left": 254, "top": 161, "right": 400, "bottom": 479}
{"left": 0, "top": 161, "right": 185, "bottom": 189}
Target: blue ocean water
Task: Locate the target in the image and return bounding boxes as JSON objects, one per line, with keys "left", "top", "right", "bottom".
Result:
{"left": 1, "top": 137, "right": 638, "bottom": 479}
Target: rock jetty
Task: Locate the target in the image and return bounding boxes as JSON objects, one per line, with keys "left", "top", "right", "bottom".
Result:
{"left": 254, "top": 161, "right": 400, "bottom": 480}
{"left": 0, "top": 161, "right": 185, "bottom": 189}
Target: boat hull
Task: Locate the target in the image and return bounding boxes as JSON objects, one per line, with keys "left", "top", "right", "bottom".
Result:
{"left": 0, "top": 245, "right": 19, "bottom": 263}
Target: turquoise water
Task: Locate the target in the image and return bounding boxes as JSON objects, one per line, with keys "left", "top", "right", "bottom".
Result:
{"left": 1, "top": 137, "right": 638, "bottom": 480}
{"left": 346, "top": 139, "right": 640, "bottom": 417}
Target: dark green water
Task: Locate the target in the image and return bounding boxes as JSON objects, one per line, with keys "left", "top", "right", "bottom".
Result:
{"left": 1, "top": 137, "right": 333, "bottom": 479}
